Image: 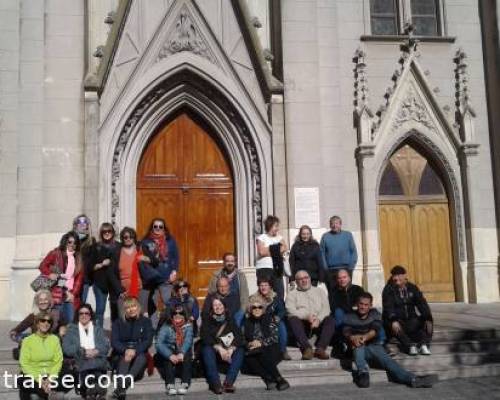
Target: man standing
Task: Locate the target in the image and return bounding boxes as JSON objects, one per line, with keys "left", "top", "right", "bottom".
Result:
{"left": 320, "top": 216, "right": 358, "bottom": 291}
{"left": 382, "top": 265, "right": 433, "bottom": 355}
{"left": 208, "top": 253, "right": 249, "bottom": 313}
{"left": 285, "top": 270, "right": 335, "bottom": 360}
{"left": 343, "top": 292, "right": 437, "bottom": 388}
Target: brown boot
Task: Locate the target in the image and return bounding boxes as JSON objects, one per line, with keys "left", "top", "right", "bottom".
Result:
{"left": 314, "top": 348, "right": 330, "bottom": 360}
{"left": 301, "top": 347, "right": 314, "bottom": 360}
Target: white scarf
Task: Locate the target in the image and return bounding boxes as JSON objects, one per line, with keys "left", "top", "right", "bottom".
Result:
{"left": 78, "top": 322, "right": 95, "bottom": 350}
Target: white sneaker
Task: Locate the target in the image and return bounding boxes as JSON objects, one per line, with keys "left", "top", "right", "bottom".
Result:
{"left": 177, "top": 383, "right": 189, "bottom": 395}
{"left": 167, "top": 384, "right": 177, "bottom": 396}
{"left": 409, "top": 345, "right": 418, "bottom": 356}
{"left": 420, "top": 344, "right": 431, "bottom": 355}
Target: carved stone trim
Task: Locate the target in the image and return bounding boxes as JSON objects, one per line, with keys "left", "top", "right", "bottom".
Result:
{"left": 380, "top": 131, "right": 465, "bottom": 261}
{"left": 157, "top": 8, "right": 217, "bottom": 65}
{"left": 391, "top": 86, "right": 437, "bottom": 133}
{"left": 111, "top": 70, "right": 262, "bottom": 234}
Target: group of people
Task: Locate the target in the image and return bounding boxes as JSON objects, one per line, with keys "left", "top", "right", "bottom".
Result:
{"left": 11, "top": 214, "right": 437, "bottom": 400}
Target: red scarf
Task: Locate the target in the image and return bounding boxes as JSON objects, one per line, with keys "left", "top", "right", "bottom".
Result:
{"left": 172, "top": 319, "right": 185, "bottom": 348}
{"left": 150, "top": 231, "right": 168, "bottom": 260}
{"left": 128, "top": 250, "right": 141, "bottom": 298}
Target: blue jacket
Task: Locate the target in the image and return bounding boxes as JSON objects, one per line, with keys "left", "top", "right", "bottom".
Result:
{"left": 141, "top": 237, "right": 179, "bottom": 277}
{"left": 111, "top": 316, "right": 153, "bottom": 355}
{"left": 320, "top": 230, "right": 358, "bottom": 270}
{"left": 156, "top": 323, "right": 193, "bottom": 358}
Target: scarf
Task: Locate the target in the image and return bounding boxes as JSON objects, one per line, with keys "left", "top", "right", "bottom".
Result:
{"left": 214, "top": 314, "right": 226, "bottom": 323}
{"left": 64, "top": 250, "right": 76, "bottom": 290}
{"left": 149, "top": 231, "right": 168, "bottom": 260}
{"left": 78, "top": 322, "right": 95, "bottom": 350}
{"left": 172, "top": 319, "right": 185, "bottom": 348}
{"left": 125, "top": 247, "right": 141, "bottom": 298}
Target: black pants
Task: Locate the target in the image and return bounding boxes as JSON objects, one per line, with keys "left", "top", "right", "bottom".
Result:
{"left": 157, "top": 353, "right": 193, "bottom": 385}
{"left": 288, "top": 315, "right": 336, "bottom": 350}
{"left": 79, "top": 369, "right": 108, "bottom": 397}
{"left": 389, "top": 317, "right": 433, "bottom": 349}
{"left": 245, "top": 344, "right": 282, "bottom": 384}
{"left": 256, "top": 269, "right": 284, "bottom": 301}
{"left": 116, "top": 353, "right": 148, "bottom": 390}
{"left": 18, "top": 378, "right": 49, "bottom": 400}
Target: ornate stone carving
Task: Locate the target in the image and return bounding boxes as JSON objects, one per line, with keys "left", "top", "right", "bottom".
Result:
{"left": 353, "top": 48, "right": 369, "bottom": 110}
{"left": 392, "top": 87, "right": 437, "bottom": 133}
{"left": 157, "top": 10, "right": 216, "bottom": 64}
{"left": 111, "top": 71, "right": 263, "bottom": 234}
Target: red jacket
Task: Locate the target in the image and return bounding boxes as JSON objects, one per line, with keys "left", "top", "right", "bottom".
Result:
{"left": 39, "top": 248, "right": 84, "bottom": 309}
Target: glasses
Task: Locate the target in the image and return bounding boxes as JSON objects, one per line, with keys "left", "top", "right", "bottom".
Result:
{"left": 39, "top": 319, "right": 52, "bottom": 324}
{"left": 102, "top": 230, "right": 113, "bottom": 234}
{"left": 173, "top": 311, "right": 184, "bottom": 315}
{"left": 79, "top": 311, "right": 91, "bottom": 316}
{"left": 251, "top": 305, "right": 264, "bottom": 310}
{"left": 153, "top": 224, "right": 164, "bottom": 229}
{"left": 122, "top": 235, "right": 134, "bottom": 240}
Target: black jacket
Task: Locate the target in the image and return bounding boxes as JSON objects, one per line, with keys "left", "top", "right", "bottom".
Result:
{"left": 243, "top": 313, "right": 278, "bottom": 347}
{"left": 382, "top": 281, "right": 433, "bottom": 323}
{"left": 111, "top": 316, "right": 153, "bottom": 355}
{"left": 87, "top": 241, "right": 123, "bottom": 296}
{"left": 269, "top": 243, "right": 284, "bottom": 277}
{"left": 329, "top": 283, "right": 364, "bottom": 313}
{"left": 289, "top": 240, "right": 325, "bottom": 283}
{"left": 200, "top": 314, "right": 244, "bottom": 348}
{"left": 202, "top": 292, "right": 241, "bottom": 321}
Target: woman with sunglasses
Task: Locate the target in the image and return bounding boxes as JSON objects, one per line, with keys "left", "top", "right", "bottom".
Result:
{"left": 164, "top": 280, "right": 200, "bottom": 332}
{"left": 111, "top": 296, "right": 153, "bottom": 400}
{"left": 243, "top": 300, "right": 290, "bottom": 391}
{"left": 19, "top": 312, "right": 63, "bottom": 400}
{"left": 86, "top": 223, "right": 124, "bottom": 327}
{"left": 116, "top": 227, "right": 152, "bottom": 316}
{"left": 155, "top": 306, "right": 194, "bottom": 395}
{"left": 39, "top": 231, "right": 84, "bottom": 323}
{"left": 141, "top": 218, "right": 179, "bottom": 313}
{"left": 200, "top": 298, "right": 244, "bottom": 394}
{"left": 62, "top": 304, "right": 110, "bottom": 399}
{"left": 72, "top": 214, "right": 97, "bottom": 305}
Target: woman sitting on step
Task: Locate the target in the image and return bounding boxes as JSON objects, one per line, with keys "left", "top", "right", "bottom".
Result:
{"left": 243, "top": 298, "right": 290, "bottom": 391}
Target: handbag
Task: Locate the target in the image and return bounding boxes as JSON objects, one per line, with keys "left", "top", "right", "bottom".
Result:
{"left": 30, "top": 275, "right": 57, "bottom": 292}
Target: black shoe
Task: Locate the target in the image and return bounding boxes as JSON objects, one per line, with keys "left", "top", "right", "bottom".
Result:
{"left": 265, "top": 380, "right": 277, "bottom": 390}
{"left": 112, "top": 389, "right": 126, "bottom": 400}
{"left": 209, "top": 382, "right": 223, "bottom": 394}
{"left": 355, "top": 372, "right": 370, "bottom": 388}
{"left": 276, "top": 377, "right": 290, "bottom": 391}
{"left": 411, "top": 374, "right": 438, "bottom": 388}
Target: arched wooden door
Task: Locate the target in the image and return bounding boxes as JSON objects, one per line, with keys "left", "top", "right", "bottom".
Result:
{"left": 136, "top": 113, "right": 235, "bottom": 300}
{"left": 378, "top": 144, "right": 456, "bottom": 302}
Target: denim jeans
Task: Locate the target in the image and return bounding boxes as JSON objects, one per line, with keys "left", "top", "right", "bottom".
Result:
{"left": 81, "top": 283, "right": 90, "bottom": 304}
{"left": 278, "top": 320, "right": 288, "bottom": 352}
{"left": 234, "top": 310, "right": 245, "bottom": 328}
{"left": 334, "top": 308, "right": 386, "bottom": 344}
{"left": 55, "top": 302, "right": 74, "bottom": 323}
{"left": 352, "top": 344, "right": 414, "bottom": 384}
{"left": 201, "top": 345, "right": 244, "bottom": 385}
{"left": 92, "top": 285, "right": 108, "bottom": 328}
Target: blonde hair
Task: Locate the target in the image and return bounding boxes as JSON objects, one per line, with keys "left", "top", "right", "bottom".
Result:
{"left": 33, "top": 290, "right": 53, "bottom": 313}
{"left": 122, "top": 296, "right": 141, "bottom": 319}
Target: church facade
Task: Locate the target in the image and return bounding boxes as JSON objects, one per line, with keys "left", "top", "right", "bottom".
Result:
{"left": 0, "top": 0, "right": 499, "bottom": 320}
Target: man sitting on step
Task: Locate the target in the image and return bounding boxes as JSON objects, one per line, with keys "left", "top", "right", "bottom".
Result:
{"left": 382, "top": 265, "right": 433, "bottom": 356}
{"left": 343, "top": 292, "right": 438, "bottom": 389}
{"left": 285, "top": 270, "right": 335, "bottom": 360}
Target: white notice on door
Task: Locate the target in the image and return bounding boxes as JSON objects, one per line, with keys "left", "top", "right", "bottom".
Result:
{"left": 294, "top": 187, "right": 320, "bottom": 228}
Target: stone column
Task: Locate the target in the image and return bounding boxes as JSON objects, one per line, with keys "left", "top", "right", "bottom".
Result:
{"left": 84, "top": 91, "right": 100, "bottom": 224}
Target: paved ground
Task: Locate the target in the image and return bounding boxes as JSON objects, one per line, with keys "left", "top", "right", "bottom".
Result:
{"left": 122, "top": 377, "right": 500, "bottom": 399}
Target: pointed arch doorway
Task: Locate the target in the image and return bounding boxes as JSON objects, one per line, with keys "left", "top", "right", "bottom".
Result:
{"left": 378, "top": 144, "right": 456, "bottom": 302}
{"left": 136, "top": 113, "right": 235, "bottom": 300}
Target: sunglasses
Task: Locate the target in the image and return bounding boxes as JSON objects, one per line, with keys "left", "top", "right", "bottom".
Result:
{"left": 251, "top": 305, "right": 264, "bottom": 310}
{"left": 173, "top": 311, "right": 185, "bottom": 316}
{"left": 153, "top": 224, "right": 164, "bottom": 229}
{"left": 39, "top": 319, "right": 52, "bottom": 324}
{"left": 79, "top": 311, "right": 91, "bottom": 316}
{"left": 122, "top": 235, "right": 134, "bottom": 239}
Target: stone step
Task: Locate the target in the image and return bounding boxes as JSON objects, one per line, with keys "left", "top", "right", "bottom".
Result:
{"left": 1, "top": 362, "right": 500, "bottom": 399}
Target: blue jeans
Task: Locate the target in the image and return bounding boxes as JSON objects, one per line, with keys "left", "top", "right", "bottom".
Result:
{"left": 278, "top": 320, "right": 288, "bottom": 352}
{"left": 353, "top": 344, "right": 414, "bottom": 384}
{"left": 335, "top": 308, "right": 386, "bottom": 344}
{"left": 55, "top": 302, "right": 74, "bottom": 323}
{"left": 93, "top": 286, "right": 108, "bottom": 328}
{"left": 234, "top": 310, "right": 245, "bottom": 327}
{"left": 81, "top": 283, "right": 90, "bottom": 304}
{"left": 201, "top": 345, "right": 244, "bottom": 385}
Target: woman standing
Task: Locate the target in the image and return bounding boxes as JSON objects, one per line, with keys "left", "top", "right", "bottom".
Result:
{"left": 243, "top": 299, "right": 290, "bottom": 391}
{"left": 72, "top": 214, "right": 96, "bottom": 305}
{"left": 111, "top": 297, "right": 153, "bottom": 400}
{"left": 87, "top": 223, "right": 123, "bottom": 326}
{"left": 164, "top": 280, "right": 200, "bottom": 329}
{"left": 255, "top": 215, "right": 288, "bottom": 300}
{"left": 289, "top": 225, "right": 325, "bottom": 286}
{"left": 62, "top": 304, "right": 110, "bottom": 399}
{"left": 19, "top": 312, "right": 63, "bottom": 400}
{"left": 155, "top": 306, "right": 194, "bottom": 395}
{"left": 201, "top": 298, "right": 245, "bottom": 394}
{"left": 39, "top": 232, "right": 84, "bottom": 323}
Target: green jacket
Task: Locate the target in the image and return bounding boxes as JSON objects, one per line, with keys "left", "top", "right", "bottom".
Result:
{"left": 20, "top": 333, "right": 63, "bottom": 383}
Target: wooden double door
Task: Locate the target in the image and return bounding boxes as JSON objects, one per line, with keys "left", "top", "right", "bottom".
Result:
{"left": 378, "top": 145, "right": 456, "bottom": 302}
{"left": 136, "top": 113, "right": 235, "bottom": 300}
